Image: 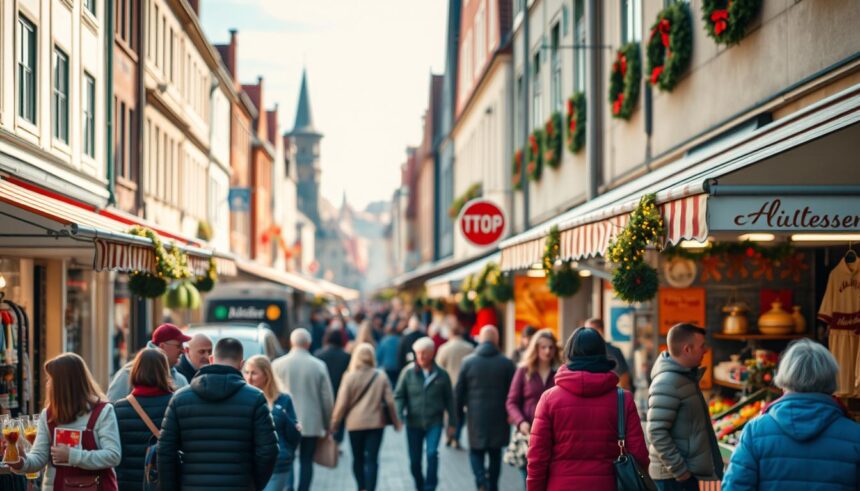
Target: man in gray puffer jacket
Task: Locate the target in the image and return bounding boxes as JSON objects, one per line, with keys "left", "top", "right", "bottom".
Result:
{"left": 647, "top": 323, "right": 723, "bottom": 490}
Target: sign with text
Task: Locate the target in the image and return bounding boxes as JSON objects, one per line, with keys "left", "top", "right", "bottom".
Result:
{"left": 658, "top": 287, "right": 706, "bottom": 336}
{"left": 709, "top": 196, "right": 860, "bottom": 231}
{"left": 458, "top": 199, "right": 507, "bottom": 247}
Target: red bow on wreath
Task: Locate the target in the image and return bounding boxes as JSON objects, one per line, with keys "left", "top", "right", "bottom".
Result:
{"left": 529, "top": 134, "right": 538, "bottom": 153}
{"left": 649, "top": 19, "right": 672, "bottom": 85}
{"left": 711, "top": 7, "right": 730, "bottom": 36}
{"left": 619, "top": 54, "right": 628, "bottom": 75}
{"left": 613, "top": 94, "right": 625, "bottom": 116}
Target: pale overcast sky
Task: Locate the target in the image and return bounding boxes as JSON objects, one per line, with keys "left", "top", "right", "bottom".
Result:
{"left": 201, "top": 0, "right": 448, "bottom": 211}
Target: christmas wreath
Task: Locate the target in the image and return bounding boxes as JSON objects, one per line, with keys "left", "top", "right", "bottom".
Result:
{"left": 194, "top": 257, "right": 218, "bottom": 292}
{"left": 512, "top": 148, "right": 524, "bottom": 190}
{"left": 127, "top": 226, "right": 193, "bottom": 299}
{"left": 608, "top": 43, "right": 641, "bottom": 120}
{"left": 702, "top": 0, "right": 762, "bottom": 46}
{"left": 566, "top": 93, "right": 586, "bottom": 154}
{"left": 607, "top": 194, "right": 665, "bottom": 303}
{"left": 527, "top": 129, "right": 544, "bottom": 181}
{"left": 543, "top": 226, "right": 582, "bottom": 297}
{"left": 544, "top": 112, "right": 563, "bottom": 169}
{"left": 646, "top": 2, "right": 693, "bottom": 92}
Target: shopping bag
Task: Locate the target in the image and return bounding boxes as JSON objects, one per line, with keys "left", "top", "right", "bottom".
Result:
{"left": 313, "top": 435, "right": 338, "bottom": 468}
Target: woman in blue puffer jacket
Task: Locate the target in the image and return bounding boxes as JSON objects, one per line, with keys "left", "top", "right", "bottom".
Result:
{"left": 722, "top": 339, "right": 860, "bottom": 491}
{"left": 244, "top": 355, "right": 302, "bottom": 491}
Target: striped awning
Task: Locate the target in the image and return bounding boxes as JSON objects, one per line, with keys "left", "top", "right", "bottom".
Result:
{"left": 94, "top": 239, "right": 155, "bottom": 272}
{"left": 501, "top": 194, "right": 709, "bottom": 271}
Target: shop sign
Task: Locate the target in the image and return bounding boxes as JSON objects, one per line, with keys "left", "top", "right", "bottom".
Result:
{"left": 458, "top": 199, "right": 506, "bottom": 247}
{"left": 709, "top": 196, "right": 860, "bottom": 231}
{"left": 206, "top": 300, "right": 285, "bottom": 323}
{"left": 228, "top": 188, "right": 251, "bottom": 212}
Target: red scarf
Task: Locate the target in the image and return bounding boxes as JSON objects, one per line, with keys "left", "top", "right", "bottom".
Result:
{"left": 131, "top": 386, "right": 172, "bottom": 397}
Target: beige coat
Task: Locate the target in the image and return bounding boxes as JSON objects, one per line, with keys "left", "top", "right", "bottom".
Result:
{"left": 272, "top": 349, "right": 334, "bottom": 438}
{"left": 436, "top": 338, "right": 474, "bottom": 386}
{"left": 331, "top": 367, "right": 400, "bottom": 431}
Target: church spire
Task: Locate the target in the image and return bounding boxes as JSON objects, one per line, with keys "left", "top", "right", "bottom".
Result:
{"left": 292, "top": 69, "right": 317, "bottom": 134}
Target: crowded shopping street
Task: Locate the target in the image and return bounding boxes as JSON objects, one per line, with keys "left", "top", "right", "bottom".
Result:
{"left": 1, "top": 0, "right": 860, "bottom": 490}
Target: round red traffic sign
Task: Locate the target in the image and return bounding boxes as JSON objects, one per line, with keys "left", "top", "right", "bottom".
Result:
{"left": 458, "top": 199, "right": 506, "bottom": 247}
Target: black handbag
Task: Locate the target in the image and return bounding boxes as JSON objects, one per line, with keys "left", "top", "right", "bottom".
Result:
{"left": 614, "top": 388, "right": 657, "bottom": 491}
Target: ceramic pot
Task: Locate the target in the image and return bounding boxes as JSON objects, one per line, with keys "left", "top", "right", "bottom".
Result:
{"left": 758, "top": 301, "right": 794, "bottom": 335}
{"left": 792, "top": 306, "right": 806, "bottom": 334}
{"left": 723, "top": 307, "right": 749, "bottom": 334}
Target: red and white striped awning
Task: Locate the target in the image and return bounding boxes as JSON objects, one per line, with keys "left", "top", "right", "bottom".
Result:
{"left": 94, "top": 239, "right": 155, "bottom": 272}
{"left": 500, "top": 194, "right": 709, "bottom": 271}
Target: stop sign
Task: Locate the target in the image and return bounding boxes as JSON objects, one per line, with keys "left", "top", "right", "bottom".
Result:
{"left": 458, "top": 199, "right": 506, "bottom": 247}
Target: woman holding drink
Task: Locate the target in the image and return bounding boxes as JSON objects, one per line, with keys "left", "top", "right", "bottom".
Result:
{"left": 7, "top": 353, "right": 121, "bottom": 490}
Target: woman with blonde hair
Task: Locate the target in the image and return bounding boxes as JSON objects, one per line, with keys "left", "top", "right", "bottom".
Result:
{"left": 9, "top": 353, "right": 121, "bottom": 490}
{"left": 243, "top": 355, "right": 302, "bottom": 491}
{"left": 331, "top": 343, "right": 401, "bottom": 491}
{"left": 505, "top": 329, "right": 562, "bottom": 479}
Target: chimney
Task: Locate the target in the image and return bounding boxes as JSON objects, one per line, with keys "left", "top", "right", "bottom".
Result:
{"left": 228, "top": 29, "right": 237, "bottom": 78}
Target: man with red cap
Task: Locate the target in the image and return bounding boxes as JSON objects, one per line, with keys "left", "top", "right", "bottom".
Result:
{"left": 107, "top": 323, "right": 191, "bottom": 401}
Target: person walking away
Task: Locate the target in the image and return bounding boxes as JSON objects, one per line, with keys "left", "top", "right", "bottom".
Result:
{"left": 584, "top": 318, "right": 632, "bottom": 390}
{"left": 395, "top": 337, "right": 457, "bottom": 491}
{"left": 107, "top": 323, "right": 190, "bottom": 401}
{"left": 114, "top": 349, "right": 174, "bottom": 490}
{"left": 376, "top": 325, "right": 402, "bottom": 386}
{"left": 436, "top": 318, "right": 474, "bottom": 449}
{"left": 309, "top": 310, "right": 329, "bottom": 354}
{"left": 647, "top": 323, "right": 723, "bottom": 490}
{"left": 175, "top": 333, "right": 212, "bottom": 382}
{"left": 527, "top": 327, "right": 648, "bottom": 490}
{"left": 9, "top": 353, "right": 121, "bottom": 490}
{"left": 722, "top": 339, "right": 860, "bottom": 491}
{"left": 330, "top": 343, "right": 402, "bottom": 491}
{"left": 314, "top": 330, "right": 352, "bottom": 443}
{"left": 505, "top": 328, "right": 561, "bottom": 480}
{"left": 510, "top": 326, "right": 537, "bottom": 365}
{"left": 455, "top": 326, "right": 516, "bottom": 491}
{"left": 157, "top": 338, "right": 278, "bottom": 491}
{"left": 396, "top": 315, "right": 427, "bottom": 372}
{"left": 244, "top": 355, "right": 302, "bottom": 491}
{"left": 272, "top": 328, "right": 334, "bottom": 491}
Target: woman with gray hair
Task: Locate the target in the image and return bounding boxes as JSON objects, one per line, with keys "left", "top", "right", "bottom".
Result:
{"left": 722, "top": 339, "right": 860, "bottom": 490}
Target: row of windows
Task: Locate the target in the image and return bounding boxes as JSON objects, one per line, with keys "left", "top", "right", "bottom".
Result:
{"left": 16, "top": 14, "right": 96, "bottom": 157}
{"left": 115, "top": 0, "right": 139, "bottom": 51}
{"left": 144, "top": 118, "right": 208, "bottom": 219}
{"left": 147, "top": 0, "right": 210, "bottom": 121}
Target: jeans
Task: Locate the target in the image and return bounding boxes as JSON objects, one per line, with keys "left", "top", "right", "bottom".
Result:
{"left": 349, "top": 428, "right": 384, "bottom": 491}
{"left": 406, "top": 425, "right": 443, "bottom": 491}
{"left": 334, "top": 421, "right": 346, "bottom": 444}
{"left": 264, "top": 470, "right": 291, "bottom": 491}
{"left": 655, "top": 477, "right": 700, "bottom": 491}
{"left": 297, "top": 437, "right": 317, "bottom": 491}
{"left": 452, "top": 417, "right": 465, "bottom": 443}
{"left": 468, "top": 448, "right": 502, "bottom": 491}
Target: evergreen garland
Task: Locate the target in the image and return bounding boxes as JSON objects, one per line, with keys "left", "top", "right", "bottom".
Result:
{"left": 566, "top": 93, "right": 586, "bottom": 154}
{"left": 606, "top": 194, "right": 665, "bottom": 303}
{"left": 702, "top": 0, "right": 762, "bottom": 46}
{"left": 608, "top": 43, "right": 641, "bottom": 120}
{"left": 512, "top": 148, "right": 524, "bottom": 190}
{"left": 448, "top": 183, "right": 483, "bottom": 218}
{"left": 127, "top": 226, "right": 193, "bottom": 299}
{"left": 544, "top": 112, "right": 563, "bottom": 169}
{"left": 543, "top": 226, "right": 582, "bottom": 297}
{"left": 646, "top": 2, "right": 693, "bottom": 92}
{"left": 527, "top": 129, "right": 544, "bottom": 181}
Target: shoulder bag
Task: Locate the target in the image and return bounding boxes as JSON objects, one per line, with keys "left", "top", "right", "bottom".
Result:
{"left": 126, "top": 395, "right": 161, "bottom": 491}
{"left": 614, "top": 388, "right": 657, "bottom": 491}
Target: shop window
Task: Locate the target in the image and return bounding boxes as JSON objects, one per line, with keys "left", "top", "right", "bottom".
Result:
{"left": 65, "top": 268, "right": 93, "bottom": 360}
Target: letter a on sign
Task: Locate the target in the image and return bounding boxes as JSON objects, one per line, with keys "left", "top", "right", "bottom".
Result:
{"left": 458, "top": 199, "right": 506, "bottom": 247}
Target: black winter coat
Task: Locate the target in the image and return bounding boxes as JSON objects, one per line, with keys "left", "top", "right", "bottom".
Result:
{"left": 157, "top": 364, "right": 278, "bottom": 491}
{"left": 115, "top": 392, "right": 171, "bottom": 490}
{"left": 455, "top": 342, "right": 516, "bottom": 450}
{"left": 314, "top": 345, "right": 351, "bottom": 395}
{"left": 175, "top": 354, "right": 198, "bottom": 382}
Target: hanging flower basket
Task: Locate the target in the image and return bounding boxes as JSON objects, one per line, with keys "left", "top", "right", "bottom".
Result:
{"left": 543, "top": 226, "right": 581, "bottom": 298}
{"left": 606, "top": 194, "right": 665, "bottom": 303}
{"left": 646, "top": 2, "right": 693, "bottom": 92}
{"left": 543, "top": 112, "right": 563, "bottom": 169}
{"left": 608, "top": 43, "right": 641, "bottom": 120}
{"left": 194, "top": 257, "right": 218, "bottom": 292}
{"left": 566, "top": 93, "right": 586, "bottom": 154}
{"left": 702, "top": 0, "right": 762, "bottom": 46}
{"left": 127, "top": 226, "right": 193, "bottom": 299}
{"left": 611, "top": 262, "right": 659, "bottom": 303}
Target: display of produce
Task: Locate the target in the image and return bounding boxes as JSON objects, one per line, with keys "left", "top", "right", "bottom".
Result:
{"left": 708, "top": 396, "right": 737, "bottom": 417}
{"left": 713, "top": 400, "right": 764, "bottom": 442}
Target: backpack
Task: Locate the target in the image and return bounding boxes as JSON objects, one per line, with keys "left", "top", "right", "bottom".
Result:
{"left": 126, "top": 395, "right": 161, "bottom": 490}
